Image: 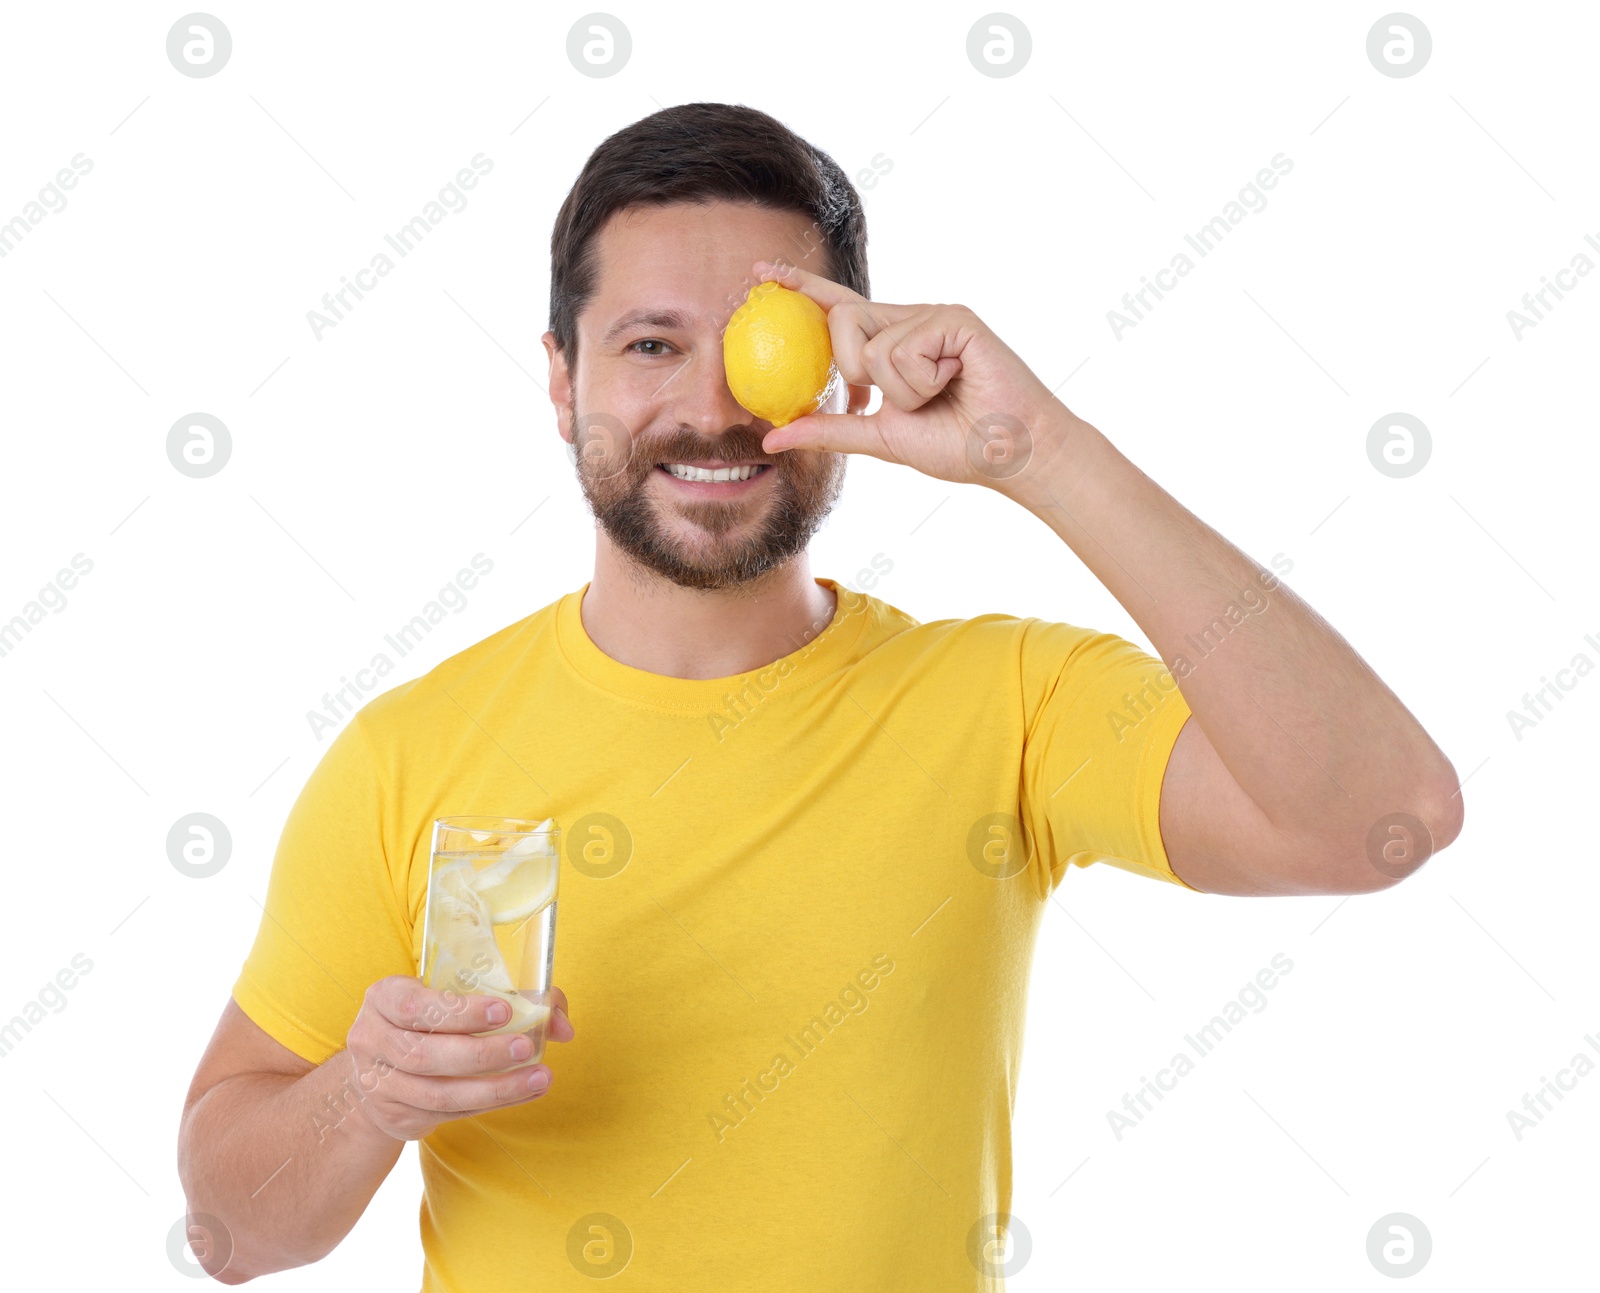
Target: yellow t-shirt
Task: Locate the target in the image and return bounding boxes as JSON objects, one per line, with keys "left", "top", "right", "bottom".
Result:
{"left": 233, "top": 577, "right": 1195, "bottom": 1290}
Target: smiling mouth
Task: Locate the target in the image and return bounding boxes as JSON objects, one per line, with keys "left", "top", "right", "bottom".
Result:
{"left": 657, "top": 462, "right": 773, "bottom": 483}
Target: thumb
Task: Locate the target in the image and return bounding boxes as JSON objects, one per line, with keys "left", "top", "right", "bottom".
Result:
{"left": 762, "top": 411, "right": 887, "bottom": 458}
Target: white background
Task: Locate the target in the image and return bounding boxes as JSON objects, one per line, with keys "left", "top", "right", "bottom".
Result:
{"left": 1, "top": 1, "right": 1594, "bottom": 1288}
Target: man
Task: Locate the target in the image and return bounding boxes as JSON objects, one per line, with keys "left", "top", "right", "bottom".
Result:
{"left": 178, "top": 103, "right": 1462, "bottom": 1288}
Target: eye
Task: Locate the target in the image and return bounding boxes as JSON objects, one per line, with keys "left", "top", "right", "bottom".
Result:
{"left": 629, "top": 338, "right": 674, "bottom": 357}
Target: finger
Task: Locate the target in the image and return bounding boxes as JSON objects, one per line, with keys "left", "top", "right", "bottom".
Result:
{"left": 446, "top": 1064, "right": 556, "bottom": 1114}
{"left": 386, "top": 1025, "right": 538, "bottom": 1078}
{"left": 751, "top": 259, "right": 863, "bottom": 311}
{"left": 762, "top": 412, "right": 893, "bottom": 461}
{"left": 450, "top": 1076, "right": 557, "bottom": 1117}
{"left": 872, "top": 307, "right": 970, "bottom": 410}
{"left": 819, "top": 300, "right": 937, "bottom": 391}
{"left": 825, "top": 301, "right": 884, "bottom": 387}
{"left": 368, "top": 976, "right": 511, "bottom": 1035}
{"left": 533, "top": 985, "right": 573, "bottom": 1043}
{"left": 385, "top": 1064, "right": 554, "bottom": 1118}
{"left": 548, "top": 985, "right": 575, "bottom": 1041}
{"left": 890, "top": 312, "right": 964, "bottom": 403}
{"left": 752, "top": 260, "right": 921, "bottom": 332}
{"left": 860, "top": 307, "right": 943, "bottom": 410}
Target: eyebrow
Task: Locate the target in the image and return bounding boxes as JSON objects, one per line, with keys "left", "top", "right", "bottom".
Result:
{"left": 600, "top": 308, "right": 696, "bottom": 347}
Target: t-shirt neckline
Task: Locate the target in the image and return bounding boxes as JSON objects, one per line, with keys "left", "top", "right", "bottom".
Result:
{"left": 554, "top": 576, "right": 871, "bottom": 711}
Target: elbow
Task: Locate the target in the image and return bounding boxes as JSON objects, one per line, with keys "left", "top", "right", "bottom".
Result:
{"left": 204, "top": 1255, "right": 303, "bottom": 1286}
{"left": 1424, "top": 777, "right": 1466, "bottom": 854}
{"left": 176, "top": 1137, "right": 318, "bottom": 1284}
{"left": 1358, "top": 769, "right": 1466, "bottom": 892}
{"left": 1414, "top": 753, "right": 1467, "bottom": 861}
{"left": 1293, "top": 770, "right": 1465, "bottom": 897}
{"left": 168, "top": 1206, "right": 255, "bottom": 1284}
{"left": 170, "top": 1211, "right": 320, "bottom": 1285}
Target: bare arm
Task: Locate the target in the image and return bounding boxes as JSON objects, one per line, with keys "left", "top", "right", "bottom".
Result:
{"left": 178, "top": 981, "right": 573, "bottom": 1283}
{"left": 1005, "top": 412, "right": 1464, "bottom": 896}
{"left": 747, "top": 262, "right": 1464, "bottom": 898}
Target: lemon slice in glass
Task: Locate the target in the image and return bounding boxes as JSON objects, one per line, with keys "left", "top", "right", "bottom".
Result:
{"left": 473, "top": 853, "right": 557, "bottom": 925}
{"left": 427, "top": 864, "right": 515, "bottom": 991}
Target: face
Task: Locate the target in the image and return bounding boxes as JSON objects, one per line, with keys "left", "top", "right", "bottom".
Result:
{"left": 543, "top": 201, "right": 866, "bottom": 591}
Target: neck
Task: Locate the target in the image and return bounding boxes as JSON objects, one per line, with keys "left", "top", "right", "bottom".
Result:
{"left": 580, "top": 537, "right": 838, "bottom": 680}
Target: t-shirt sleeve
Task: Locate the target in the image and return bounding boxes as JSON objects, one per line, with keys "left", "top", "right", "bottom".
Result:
{"left": 231, "top": 712, "right": 415, "bottom": 1065}
{"left": 1017, "top": 618, "right": 1198, "bottom": 893}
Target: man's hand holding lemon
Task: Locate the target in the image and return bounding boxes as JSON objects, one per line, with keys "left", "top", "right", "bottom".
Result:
{"left": 731, "top": 261, "right": 1075, "bottom": 497}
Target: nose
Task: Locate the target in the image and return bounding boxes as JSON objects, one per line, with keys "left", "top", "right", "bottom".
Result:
{"left": 668, "top": 339, "right": 760, "bottom": 437}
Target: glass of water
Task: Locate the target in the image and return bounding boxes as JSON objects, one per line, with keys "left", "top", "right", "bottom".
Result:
{"left": 420, "top": 816, "right": 561, "bottom": 1066}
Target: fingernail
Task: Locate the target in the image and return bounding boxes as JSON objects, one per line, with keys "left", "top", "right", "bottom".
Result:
{"left": 510, "top": 1035, "right": 532, "bottom": 1060}
{"left": 488, "top": 1000, "right": 510, "bottom": 1024}
{"left": 527, "top": 1069, "right": 551, "bottom": 1093}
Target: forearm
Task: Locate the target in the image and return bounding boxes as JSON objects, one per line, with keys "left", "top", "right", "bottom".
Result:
{"left": 178, "top": 1051, "right": 403, "bottom": 1282}
{"left": 1005, "top": 405, "right": 1461, "bottom": 848}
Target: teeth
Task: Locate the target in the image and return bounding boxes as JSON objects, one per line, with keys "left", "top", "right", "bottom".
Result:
{"left": 664, "top": 463, "right": 764, "bottom": 483}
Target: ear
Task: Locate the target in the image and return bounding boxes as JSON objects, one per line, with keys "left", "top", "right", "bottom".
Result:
{"left": 845, "top": 381, "right": 872, "bottom": 415}
{"left": 543, "top": 331, "right": 574, "bottom": 443}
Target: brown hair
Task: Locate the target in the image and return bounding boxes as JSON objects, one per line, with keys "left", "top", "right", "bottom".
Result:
{"left": 548, "top": 102, "right": 869, "bottom": 374}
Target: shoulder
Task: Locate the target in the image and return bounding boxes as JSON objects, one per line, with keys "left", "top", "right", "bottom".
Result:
{"left": 850, "top": 587, "right": 1091, "bottom": 675}
{"left": 352, "top": 594, "right": 566, "bottom": 741}
{"left": 850, "top": 593, "right": 1149, "bottom": 720}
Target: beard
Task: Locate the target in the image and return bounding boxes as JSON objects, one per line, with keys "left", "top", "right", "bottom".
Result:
{"left": 570, "top": 407, "right": 846, "bottom": 591}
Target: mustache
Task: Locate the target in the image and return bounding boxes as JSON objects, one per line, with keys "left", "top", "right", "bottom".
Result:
{"left": 570, "top": 411, "right": 824, "bottom": 490}
{"left": 640, "top": 428, "right": 773, "bottom": 464}
{"left": 577, "top": 428, "right": 781, "bottom": 479}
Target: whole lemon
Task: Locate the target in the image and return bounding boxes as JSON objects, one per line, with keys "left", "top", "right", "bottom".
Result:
{"left": 723, "top": 281, "right": 837, "bottom": 427}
